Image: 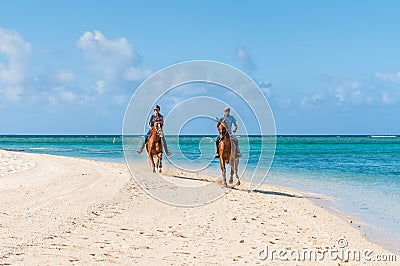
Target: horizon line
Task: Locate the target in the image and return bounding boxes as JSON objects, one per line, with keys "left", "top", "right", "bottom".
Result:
{"left": 1, "top": 134, "right": 399, "bottom": 137}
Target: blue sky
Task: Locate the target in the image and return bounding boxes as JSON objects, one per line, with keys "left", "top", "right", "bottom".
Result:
{"left": 1, "top": 1, "right": 400, "bottom": 134}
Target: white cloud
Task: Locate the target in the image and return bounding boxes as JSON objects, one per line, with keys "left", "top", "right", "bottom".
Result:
{"left": 0, "top": 85, "right": 23, "bottom": 101}
{"left": 124, "top": 66, "right": 153, "bottom": 81}
{"left": 236, "top": 47, "right": 256, "bottom": 72}
{"left": 374, "top": 72, "right": 400, "bottom": 83}
{"left": 61, "top": 90, "right": 77, "bottom": 102}
{"left": 48, "top": 95, "right": 57, "bottom": 105}
{"left": 236, "top": 48, "right": 248, "bottom": 59}
{"left": 0, "top": 29, "right": 147, "bottom": 108}
{"left": 94, "top": 80, "right": 106, "bottom": 94}
{"left": 335, "top": 87, "right": 345, "bottom": 102}
{"left": 0, "top": 28, "right": 31, "bottom": 84}
{"left": 382, "top": 91, "right": 395, "bottom": 104}
{"left": 300, "top": 94, "right": 322, "bottom": 107}
{"left": 279, "top": 98, "right": 291, "bottom": 108}
{"left": 259, "top": 81, "right": 272, "bottom": 96}
{"left": 261, "top": 87, "right": 271, "bottom": 96}
{"left": 334, "top": 81, "right": 361, "bottom": 104}
{"left": 56, "top": 71, "right": 75, "bottom": 83}
{"left": 77, "top": 30, "right": 144, "bottom": 81}
{"left": 112, "top": 94, "right": 127, "bottom": 105}
{"left": 351, "top": 90, "right": 364, "bottom": 104}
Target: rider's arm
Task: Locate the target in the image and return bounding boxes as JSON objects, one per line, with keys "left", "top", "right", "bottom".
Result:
{"left": 233, "top": 121, "right": 238, "bottom": 133}
{"left": 147, "top": 116, "right": 153, "bottom": 129}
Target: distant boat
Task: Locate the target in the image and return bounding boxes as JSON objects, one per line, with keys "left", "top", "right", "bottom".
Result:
{"left": 113, "top": 137, "right": 116, "bottom": 143}
{"left": 370, "top": 135, "right": 397, "bottom": 138}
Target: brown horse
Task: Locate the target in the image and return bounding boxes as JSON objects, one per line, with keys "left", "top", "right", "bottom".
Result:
{"left": 217, "top": 118, "right": 240, "bottom": 187}
{"left": 146, "top": 121, "right": 163, "bottom": 173}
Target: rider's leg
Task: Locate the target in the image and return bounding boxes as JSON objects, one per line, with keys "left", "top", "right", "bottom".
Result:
{"left": 161, "top": 135, "right": 172, "bottom": 156}
{"left": 233, "top": 137, "right": 242, "bottom": 157}
{"left": 137, "top": 130, "right": 150, "bottom": 154}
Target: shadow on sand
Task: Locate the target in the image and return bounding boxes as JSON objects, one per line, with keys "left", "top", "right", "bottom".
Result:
{"left": 169, "top": 174, "right": 323, "bottom": 200}
{"left": 251, "top": 189, "right": 303, "bottom": 198}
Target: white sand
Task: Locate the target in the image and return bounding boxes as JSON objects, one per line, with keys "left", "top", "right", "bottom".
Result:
{"left": 0, "top": 150, "right": 35, "bottom": 177}
{"left": 0, "top": 150, "right": 397, "bottom": 265}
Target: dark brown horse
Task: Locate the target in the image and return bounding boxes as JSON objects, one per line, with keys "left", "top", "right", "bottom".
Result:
{"left": 146, "top": 121, "right": 163, "bottom": 173}
{"left": 217, "top": 118, "right": 240, "bottom": 187}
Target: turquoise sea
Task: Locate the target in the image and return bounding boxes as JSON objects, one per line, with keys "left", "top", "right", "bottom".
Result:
{"left": 1, "top": 135, "right": 399, "bottom": 252}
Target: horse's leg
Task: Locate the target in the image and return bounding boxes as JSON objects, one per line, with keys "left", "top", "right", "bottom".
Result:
{"left": 222, "top": 167, "right": 227, "bottom": 187}
{"left": 233, "top": 137, "right": 240, "bottom": 156}
{"left": 231, "top": 139, "right": 240, "bottom": 185}
{"left": 218, "top": 142, "right": 227, "bottom": 187}
{"left": 155, "top": 154, "right": 159, "bottom": 173}
{"left": 219, "top": 156, "right": 227, "bottom": 187}
{"left": 158, "top": 153, "right": 162, "bottom": 173}
{"left": 235, "top": 158, "right": 240, "bottom": 185}
{"left": 229, "top": 141, "right": 235, "bottom": 184}
{"left": 147, "top": 147, "right": 155, "bottom": 173}
{"left": 229, "top": 168, "right": 234, "bottom": 184}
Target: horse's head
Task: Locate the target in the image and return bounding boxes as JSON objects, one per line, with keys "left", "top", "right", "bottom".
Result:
{"left": 216, "top": 117, "right": 228, "bottom": 136}
{"left": 153, "top": 121, "right": 163, "bottom": 136}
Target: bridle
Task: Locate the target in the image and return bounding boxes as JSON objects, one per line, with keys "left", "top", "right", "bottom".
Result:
{"left": 218, "top": 119, "right": 229, "bottom": 141}
{"left": 154, "top": 122, "right": 163, "bottom": 137}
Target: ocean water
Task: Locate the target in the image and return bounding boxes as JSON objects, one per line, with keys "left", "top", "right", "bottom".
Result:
{"left": 0, "top": 135, "right": 399, "bottom": 252}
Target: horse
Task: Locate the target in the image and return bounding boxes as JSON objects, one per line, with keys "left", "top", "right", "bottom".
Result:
{"left": 217, "top": 118, "right": 240, "bottom": 187}
{"left": 146, "top": 121, "right": 163, "bottom": 173}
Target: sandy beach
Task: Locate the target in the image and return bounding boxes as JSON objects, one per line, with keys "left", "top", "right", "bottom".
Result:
{"left": 0, "top": 150, "right": 396, "bottom": 265}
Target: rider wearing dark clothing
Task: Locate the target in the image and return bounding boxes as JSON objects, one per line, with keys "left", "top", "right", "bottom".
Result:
{"left": 137, "top": 105, "right": 172, "bottom": 156}
{"left": 144, "top": 113, "right": 163, "bottom": 143}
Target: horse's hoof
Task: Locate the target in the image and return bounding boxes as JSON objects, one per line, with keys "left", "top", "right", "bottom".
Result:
{"left": 152, "top": 169, "right": 156, "bottom": 173}
{"left": 229, "top": 178, "right": 233, "bottom": 184}
{"left": 237, "top": 181, "right": 241, "bottom": 186}
{"left": 223, "top": 182, "right": 227, "bottom": 188}
{"left": 159, "top": 168, "right": 162, "bottom": 173}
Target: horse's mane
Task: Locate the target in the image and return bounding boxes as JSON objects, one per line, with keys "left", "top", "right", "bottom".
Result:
{"left": 217, "top": 120, "right": 229, "bottom": 136}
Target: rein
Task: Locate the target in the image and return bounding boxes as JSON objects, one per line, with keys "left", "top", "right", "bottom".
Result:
{"left": 217, "top": 117, "right": 230, "bottom": 142}
{"left": 220, "top": 129, "right": 229, "bottom": 141}
{"left": 219, "top": 124, "right": 230, "bottom": 142}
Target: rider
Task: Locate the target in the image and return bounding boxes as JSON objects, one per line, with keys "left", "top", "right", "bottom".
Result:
{"left": 137, "top": 104, "right": 172, "bottom": 156}
{"left": 215, "top": 107, "right": 241, "bottom": 158}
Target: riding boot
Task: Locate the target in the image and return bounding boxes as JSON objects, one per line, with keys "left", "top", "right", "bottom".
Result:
{"left": 161, "top": 136, "right": 172, "bottom": 156}
{"left": 137, "top": 141, "right": 145, "bottom": 154}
